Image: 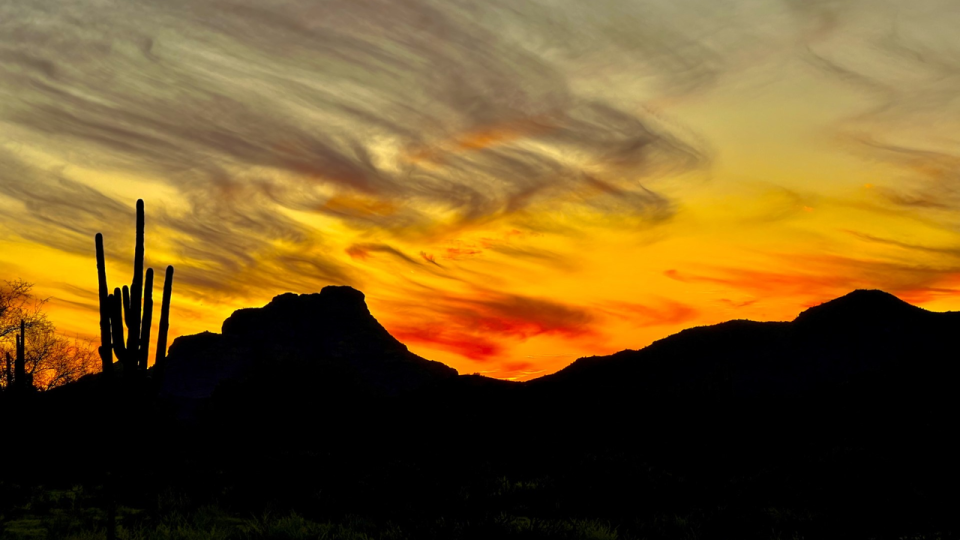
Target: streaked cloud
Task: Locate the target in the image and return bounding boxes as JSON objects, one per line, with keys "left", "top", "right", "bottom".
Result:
{"left": 388, "top": 289, "right": 597, "bottom": 361}
{"left": 1, "top": 0, "right": 959, "bottom": 379}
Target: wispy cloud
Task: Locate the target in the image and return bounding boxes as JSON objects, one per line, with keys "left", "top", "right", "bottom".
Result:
{"left": 2, "top": 0, "right": 960, "bottom": 376}
{"left": 0, "top": 0, "right": 710, "bottom": 236}
{"left": 665, "top": 254, "right": 960, "bottom": 306}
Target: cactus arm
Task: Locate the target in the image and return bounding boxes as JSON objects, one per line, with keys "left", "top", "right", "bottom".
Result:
{"left": 110, "top": 290, "right": 128, "bottom": 365}
{"left": 155, "top": 265, "right": 174, "bottom": 367}
{"left": 122, "top": 286, "right": 131, "bottom": 331}
{"left": 96, "top": 233, "right": 113, "bottom": 373}
{"left": 140, "top": 268, "right": 154, "bottom": 371}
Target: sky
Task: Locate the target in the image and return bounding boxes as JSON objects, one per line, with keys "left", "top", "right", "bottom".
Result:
{"left": 1, "top": 0, "right": 959, "bottom": 380}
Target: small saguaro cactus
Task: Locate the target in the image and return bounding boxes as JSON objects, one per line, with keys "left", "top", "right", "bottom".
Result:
{"left": 95, "top": 199, "right": 175, "bottom": 376}
{"left": 3, "top": 352, "right": 11, "bottom": 388}
{"left": 13, "top": 319, "right": 30, "bottom": 390}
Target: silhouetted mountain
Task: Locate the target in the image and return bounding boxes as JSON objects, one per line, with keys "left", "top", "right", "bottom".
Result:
{"left": 161, "top": 286, "right": 457, "bottom": 418}
{"left": 534, "top": 289, "right": 960, "bottom": 401}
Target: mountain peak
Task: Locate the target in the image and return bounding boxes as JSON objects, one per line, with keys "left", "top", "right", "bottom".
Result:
{"left": 222, "top": 285, "right": 375, "bottom": 338}
{"left": 795, "top": 289, "right": 927, "bottom": 326}
{"left": 162, "top": 286, "right": 457, "bottom": 408}
{"left": 270, "top": 285, "right": 366, "bottom": 306}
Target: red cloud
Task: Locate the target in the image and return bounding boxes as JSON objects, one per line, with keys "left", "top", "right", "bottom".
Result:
{"left": 390, "top": 325, "right": 503, "bottom": 360}
{"left": 382, "top": 291, "right": 599, "bottom": 362}
{"left": 453, "top": 294, "right": 596, "bottom": 341}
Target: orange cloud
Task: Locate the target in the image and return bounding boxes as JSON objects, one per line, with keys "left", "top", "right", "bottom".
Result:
{"left": 717, "top": 298, "right": 758, "bottom": 309}
{"left": 443, "top": 247, "right": 483, "bottom": 260}
{"left": 419, "top": 251, "right": 441, "bottom": 266}
{"left": 345, "top": 245, "right": 370, "bottom": 260}
{"left": 665, "top": 255, "right": 960, "bottom": 308}
{"left": 345, "top": 243, "right": 419, "bottom": 265}
{"left": 604, "top": 299, "right": 700, "bottom": 327}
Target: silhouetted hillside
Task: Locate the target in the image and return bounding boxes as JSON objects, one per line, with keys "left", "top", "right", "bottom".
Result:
{"left": 535, "top": 289, "right": 960, "bottom": 400}
{"left": 161, "top": 286, "right": 457, "bottom": 419}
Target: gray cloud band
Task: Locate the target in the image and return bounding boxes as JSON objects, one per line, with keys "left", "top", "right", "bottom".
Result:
{"left": 0, "top": 0, "right": 708, "bottom": 231}
{"left": 3, "top": 0, "right": 955, "bottom": 305}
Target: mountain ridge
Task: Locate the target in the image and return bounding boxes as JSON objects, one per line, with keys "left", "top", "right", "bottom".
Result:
{"left": 161, "top": 287, "right": 960, "bottom": 401}
{"left": 530, "top": 288, "right": 960, "bottom": 406}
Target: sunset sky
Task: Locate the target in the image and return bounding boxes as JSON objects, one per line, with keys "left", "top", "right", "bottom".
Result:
{"left": 2, "top": 0, "right": 959, "bottom": 380}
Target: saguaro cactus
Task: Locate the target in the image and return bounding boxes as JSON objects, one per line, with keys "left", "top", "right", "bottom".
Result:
{"left": 3, "top": 352, "right": 11, "bottom": 388}
{"left": 95, "top": 199, "right": 175, "bottom": 376}
{"left": 14, "top": 319, "right": 27, "bottom": 390}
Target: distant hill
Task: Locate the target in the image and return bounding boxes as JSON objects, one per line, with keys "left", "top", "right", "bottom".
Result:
{"left": 405, "top": 289, "right": 960, "bottom": 476}
{"left": 532, "top": 289, "right": 960, "bottom": 401}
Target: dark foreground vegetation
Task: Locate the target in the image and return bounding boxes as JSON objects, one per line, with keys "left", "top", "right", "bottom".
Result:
{"left": 2, "top": 201, "right": 959, "bottom": 539}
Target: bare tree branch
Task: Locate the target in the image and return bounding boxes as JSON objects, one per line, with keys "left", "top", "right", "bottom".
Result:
{"left": 1, "top": 280, "right": 99, "bottom": 390}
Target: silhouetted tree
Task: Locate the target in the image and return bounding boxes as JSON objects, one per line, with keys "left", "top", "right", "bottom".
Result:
{"left": 0, "top": 281, "right": 97, "bottom": 391}
{"left": 0, "top": 279, "right": 45, "bottom": 342}
{"left": 24, "top": 326, "right": 99, "bottom": 390}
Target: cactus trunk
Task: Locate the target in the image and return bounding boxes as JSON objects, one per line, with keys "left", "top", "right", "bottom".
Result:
{"left": 126, "top": 200, "right": 145, "bottom": 360}
{"left": 110, "top": 290, "right": 127, "bottom": 366}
